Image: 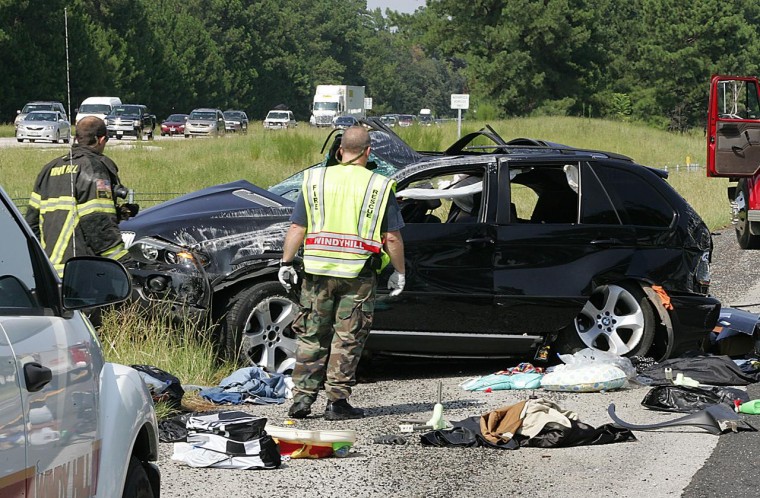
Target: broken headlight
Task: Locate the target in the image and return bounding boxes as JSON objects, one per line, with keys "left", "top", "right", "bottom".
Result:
{"left": 129, "top": 237, "right": 206, "bottom": 268}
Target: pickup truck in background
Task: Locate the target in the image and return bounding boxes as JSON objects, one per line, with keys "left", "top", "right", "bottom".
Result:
{"left": 106, "top": 104, "right": 157, "bottom": 140}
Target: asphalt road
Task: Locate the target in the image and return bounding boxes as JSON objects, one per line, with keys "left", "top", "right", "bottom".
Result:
{"left": 156, "top": 229, "right": 760, "bottom": 498}
{"left": 0, "top": 134, "right": 177, "bottom": 149}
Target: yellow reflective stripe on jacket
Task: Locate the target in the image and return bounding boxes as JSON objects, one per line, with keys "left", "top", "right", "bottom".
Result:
{"left": 302, "top": 165, "right": 394, "bottom": 278}
{"left": 77, "top": 197, "right": 117, "bottom": 217}
{"left": 28, "top": 192, "right": 41, "bottom": 209}
{"left": 38, "top": 196, "right": 77, "bottom": 213}
{"left": 100, "top": 243, "right": 128, "bottom": 261}
{"left": 53, "top": 263, "right": 65, "bottom": 277}
{"left": 304, "top": 167, "right": 327, "bottom": 232}
{"left": 47, "top": 209, "right": 78, "bottom": 268}
{"left": 301, "top": 255, "right": 368, "bottom": 278}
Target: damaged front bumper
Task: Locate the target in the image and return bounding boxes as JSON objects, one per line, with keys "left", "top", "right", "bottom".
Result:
{"left": 123, "top": 236, "right": 212, "bottom": 322}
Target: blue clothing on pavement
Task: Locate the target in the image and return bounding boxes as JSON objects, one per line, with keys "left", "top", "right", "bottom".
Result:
{"left": 199, "top": 367, "right": 289, "bottom": 405}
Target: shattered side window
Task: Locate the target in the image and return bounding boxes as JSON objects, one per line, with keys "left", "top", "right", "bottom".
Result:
{"left": 396, "top": 169, "right": 486, "bottom": 224}
{"left": 510, "top": 165, "right": 579, "bottom": 224}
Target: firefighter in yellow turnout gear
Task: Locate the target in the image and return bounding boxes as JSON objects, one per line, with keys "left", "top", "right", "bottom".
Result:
{"left": 26, "top": 116, "right": 132, "bottom": 276}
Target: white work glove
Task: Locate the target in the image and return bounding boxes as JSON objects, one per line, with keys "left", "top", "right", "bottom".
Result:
{"left": 278, "top": 264, "right": 298, "bottom": 290}
{"left": 388, "top": 271, "right": 405, "bottom": 297}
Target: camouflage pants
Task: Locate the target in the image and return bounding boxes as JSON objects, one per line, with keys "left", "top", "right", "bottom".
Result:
{"left": 291, "top": 271, "right": 376, "bottom": 403}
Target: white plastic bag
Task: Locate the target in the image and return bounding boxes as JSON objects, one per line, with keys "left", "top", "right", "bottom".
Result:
{"left": 540, "top": 348, "right": 635, "bottom": 392}
{"left": 555, "top": 348, "right": 637, "bottom": 379}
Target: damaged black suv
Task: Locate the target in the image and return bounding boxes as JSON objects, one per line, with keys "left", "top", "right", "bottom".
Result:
{"left": 120, "top": 120, "right": 719, "bottom": 372}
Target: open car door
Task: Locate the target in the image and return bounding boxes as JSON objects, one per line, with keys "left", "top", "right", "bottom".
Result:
{"left": 707, "top": 75, "right": 760, "bottom": 177}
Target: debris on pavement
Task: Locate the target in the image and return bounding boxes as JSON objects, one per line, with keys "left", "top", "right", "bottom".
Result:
{"left": 420, "top": 397, "right": 636, "bottom": 450}
{"left": 172, "top": 411, "right": 281, "bottom": 469}
{"left": 608, "top": 402, "right": 756, "bottom": 435}
{"left": 199, "top": 366, "right": 292, "bottom": 405}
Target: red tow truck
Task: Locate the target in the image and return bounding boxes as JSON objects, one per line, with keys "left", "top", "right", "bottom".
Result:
{"left": 707, "top": 75, "right": 760, "bottom": 248}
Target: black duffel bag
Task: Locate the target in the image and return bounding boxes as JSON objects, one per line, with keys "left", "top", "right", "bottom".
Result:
{"left": 641, "top": 384, "right": 749, "bottom": 413}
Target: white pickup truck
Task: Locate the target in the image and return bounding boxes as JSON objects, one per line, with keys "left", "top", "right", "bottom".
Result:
{"left": 0, "top": 187, "right": 160, "bottom": 497}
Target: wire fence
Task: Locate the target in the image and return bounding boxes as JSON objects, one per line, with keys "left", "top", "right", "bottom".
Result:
{"left": 12, "top": 190, "right": 185, "bottom": 210}
{"left": 11, "top": 163, "right": 704, "bottom": 209}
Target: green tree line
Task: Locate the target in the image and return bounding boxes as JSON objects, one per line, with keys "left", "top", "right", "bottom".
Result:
{"left": 1, "top": 0, "right": 758, "bottom": 130}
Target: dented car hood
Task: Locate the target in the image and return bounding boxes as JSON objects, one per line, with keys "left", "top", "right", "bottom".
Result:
{"left": 121, "top": 118, "right": 423, "bottom": 279}
{"left": 121, "top": 180, "right": 294, "bottom": 277}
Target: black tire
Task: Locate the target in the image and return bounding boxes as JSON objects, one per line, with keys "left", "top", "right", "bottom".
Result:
{"left": 136, "top": 128, "right": 143, "bottom": 141}
{"left": 218, "top": 281, "right": 299, "bottom": 374}
{"left": 122, "top": 455, "right": 153, "bottom": 498}
{"left": 29, "top": 139, "right": 35, "bottom": 143}
{"left": 55, "top": 131, "right": 60, "bottom": 143}
{"left": 735, "top": 181, "right": 760, "bottom": 249}
{"left": 16, "top": 138, "right": 22, "bottom": 143}
{"left": 556, "top": 282, "right": 655, "bottom": 358}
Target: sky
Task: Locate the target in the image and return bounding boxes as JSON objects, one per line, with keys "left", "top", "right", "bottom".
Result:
{"left": 366, "top": 0, "right": 426, "bottom": 14}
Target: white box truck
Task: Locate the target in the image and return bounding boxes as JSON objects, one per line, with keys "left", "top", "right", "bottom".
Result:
{"left": 310, "top": 85, "right": 365, "bottom": 127}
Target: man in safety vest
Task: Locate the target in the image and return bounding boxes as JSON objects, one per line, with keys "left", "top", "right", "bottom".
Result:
{"left": 26, "top": 116, "right": 132, "bottom": 276}
{"left": 279, "top": 125, "right": 406, "bottom": 420}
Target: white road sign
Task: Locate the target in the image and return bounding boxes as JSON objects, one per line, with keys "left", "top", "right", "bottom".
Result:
{"left": 364, "top": 97, "right": 373, "bottom": 110}
{"left": 451, "top": 94, "right": 470, "bottom": 109}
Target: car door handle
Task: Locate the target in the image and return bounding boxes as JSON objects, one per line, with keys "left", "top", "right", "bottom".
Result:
{"left": 466, "top": 237, "right": 495, "bottom": 245}
{"left": 23, "top": 362, "right": 52, "bottom": 392}
{"left": 590, "top": 238, "right": 623, "bottom": 246}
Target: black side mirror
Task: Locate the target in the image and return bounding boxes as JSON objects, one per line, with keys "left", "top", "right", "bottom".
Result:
{"left": 62, "top": 257, "right": 132, "bottom": 309}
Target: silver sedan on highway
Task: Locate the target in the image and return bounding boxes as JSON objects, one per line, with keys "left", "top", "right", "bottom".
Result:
{"left": 15, "top": 110, "right": 71, "bottom": 144}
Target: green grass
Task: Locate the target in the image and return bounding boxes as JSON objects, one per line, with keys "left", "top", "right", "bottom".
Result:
{"left": 2, "top": 117, "right": 729, "bottom": 230}
{"left": 1, "top": 117, "right": 732, "bottom": 407}
{"left": 97, "top": 302, "right": 233, "bottom": 415}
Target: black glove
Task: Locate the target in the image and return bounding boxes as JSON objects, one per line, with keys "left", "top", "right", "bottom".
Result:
{"left": 118, "top": 203, "right": 140, "bottom": 220}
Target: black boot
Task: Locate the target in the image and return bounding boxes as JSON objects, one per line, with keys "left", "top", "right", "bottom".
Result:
{"left": 325, "top": 399, "right": 364, "bottom": 420}
{"left": 288, "top": 397, "right": 315, "bottom": 419}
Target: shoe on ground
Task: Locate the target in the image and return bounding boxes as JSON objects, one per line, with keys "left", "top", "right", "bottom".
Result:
{"left": 288, "top": 398, "right": 314, "bottom": 419}
{"left": 325, "top": 399, "right": 364, "bottom": 420}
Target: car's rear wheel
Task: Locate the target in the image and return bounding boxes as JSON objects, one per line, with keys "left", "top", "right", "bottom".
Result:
{"left": 219, "top": 281, "right": 299, "bottom": 374}
{"left": 735, "top": 181, "right": 760, "bottom": 249}
{"left": 122, "top": 455, "right": 153, "bottom": 498}
{"left": 557, "top": 282, "right": 655, "bottom": 358}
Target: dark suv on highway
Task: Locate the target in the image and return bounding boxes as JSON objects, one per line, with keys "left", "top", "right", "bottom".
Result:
{"left": 120, "top": 120, "right": 719, "bottom": 373}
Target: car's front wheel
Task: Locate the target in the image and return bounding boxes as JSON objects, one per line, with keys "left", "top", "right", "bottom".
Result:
{"left": 122, "top": 455, "right": 153, "bottom": 498}
{"left": 557, "top": 282, "right": 655, "bottom": 358}
{"left": 219, "top": 281, "right": 299, "bottom": 374}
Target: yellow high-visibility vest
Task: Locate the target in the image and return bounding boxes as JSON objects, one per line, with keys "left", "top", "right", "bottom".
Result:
{"left": 302, "top": 165, "right": 395, "bottom": 278}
